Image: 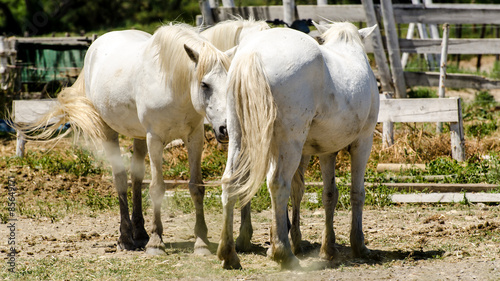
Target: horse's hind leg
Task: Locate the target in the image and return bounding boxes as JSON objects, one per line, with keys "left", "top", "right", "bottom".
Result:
{"left": 267, "top": 143, "right": 303, "bottom": 270}
{"left": 235, "top": 201, "right": 253, "bottom": 252}
{"left": 102, "top": 129, "right": 135, "bottom": 250}
{"left": 145, "top": 132, "right": 167, "bottom": 255}
{"left": 131, "top": 139, "right": 149, "bottom": 248}
{"left": 185, "top": 124, "right": 211, "bottom": 255}
{"left": 318, "top": 152, "right": 340, "bottom": 261}
{"left": 290, "top": 154, "right": 310, "bottom": 255}
{"left": 348, "top": 138, "right": 372, "bottom": 258}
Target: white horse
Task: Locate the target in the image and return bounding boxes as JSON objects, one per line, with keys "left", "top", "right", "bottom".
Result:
{"left": 19, "top": 24, "right": 233, "bottom": 255}
{"left": 218, "top": 22, "right": 379, "bottom": 269}
{"left": 201, "top": 18, "right": 270, "bottom": 252}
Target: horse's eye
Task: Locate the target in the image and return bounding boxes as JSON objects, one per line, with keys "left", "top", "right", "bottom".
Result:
{"left": 201, "top": 82, "right": 210, "bottom": 90}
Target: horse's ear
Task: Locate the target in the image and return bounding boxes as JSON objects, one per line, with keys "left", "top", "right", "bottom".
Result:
{"left": 224, "top": 46, "right": 238, "bottom": 59}
{"left": 312, "top": 21, "right": 329, "bottom": 35}
{"left": 184, "top": 44, "right": 199, "bottom": 64}
{"left": 358, "top": 25, "right": 378, "bottom": 40}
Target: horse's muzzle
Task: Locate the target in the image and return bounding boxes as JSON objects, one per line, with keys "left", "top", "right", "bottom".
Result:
{"left": 214, "top": 125, "right": 229, "bottom": 144}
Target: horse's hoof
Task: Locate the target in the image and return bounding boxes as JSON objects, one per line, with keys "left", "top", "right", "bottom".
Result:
{"left": 352, "top": 245, "right": 371, "bottom": 258}
{"left": 133, "top": 230, "right": 150, "bottom": 249}
{"left": 319, "top": 245, "right": 339, "bottom": 261}
{"left": 222, "top": 259, "right": 242, "bottom": 270}
{"left": 280, "top": 255, "right": 301, "bottom": 271}
{"left": 235, "top": 237, "right": 252, "bottom": 252}
{"left": 117, "top": 238, "right": 136, "bottom": 251}
{"left": 194, "top": 247, "right": 212, "bottom": 256}
{"left": 145, "top": 246, "right": 166, "bottom": 255}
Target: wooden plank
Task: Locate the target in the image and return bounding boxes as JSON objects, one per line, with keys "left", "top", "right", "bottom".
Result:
{"left": 393, "top": 4, "right": 500, "bottom": 25}
{"left": 376, "top": 163, "right": 426, "bottom": 172}
{"left": 399, "top": 38, "right": 500, "bottom": 55}
{"left": 10, "top": 37, "right": 92, "bottom": 46}
{"left": 391, "top": 193, "right": 500, "bottom": 203}
{"left": 13, "top": 100, "right": 59, "bottom": 124}
{"left": 404, "top": 71, "right": 500, "bottom": 89}
{"left": 381, "top": 0, "right": 407, "bottom": 98}
{"left": 373, "top": 183, "right": 499, "bottom": 193}
{"left": 217, "top": 5, "right": 369, "bottom": 22}
{"left": 377, "top": 97, "right": 460, "bottom": 123}
{"left": 362, "top": 0, "right": 393, "bottom": 93}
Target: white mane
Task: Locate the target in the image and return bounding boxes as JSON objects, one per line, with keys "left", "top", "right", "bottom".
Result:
{"left": 321, "top": 22, "right": 363, "bottom": 47}
{"left": 148, "top": 23, "right": 230, "bottom": 96}
{"left": 202, "top": 19, "right": 269, "bottom": 51}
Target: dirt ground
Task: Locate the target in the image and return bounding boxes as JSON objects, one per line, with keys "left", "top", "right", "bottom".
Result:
{"left": 1, "top": 199, "right": 500, "bottom": 280}
{"left": 1, "top": 141, "right": 499, "bottom": 281}
{"left": 1, "top": 81, "right": 500, "bottom": 279}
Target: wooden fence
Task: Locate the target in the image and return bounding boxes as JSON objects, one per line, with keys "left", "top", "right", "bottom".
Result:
{"left": 205, "top": 2, "right": 500, "bottom": 94}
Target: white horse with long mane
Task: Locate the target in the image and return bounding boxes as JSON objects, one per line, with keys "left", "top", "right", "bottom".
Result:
{"left": 19, "top": 24, "right": 232, "bottom": 255}
{"left": 201, "top": 18, "right": 270, "bottom": 252}
{"left": 218, "top": 22, "right": 379, "bottom": 269}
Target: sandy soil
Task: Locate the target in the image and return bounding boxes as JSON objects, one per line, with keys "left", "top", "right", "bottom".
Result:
{"left": 1, "top": 193, "right": 499, "bottom": 280}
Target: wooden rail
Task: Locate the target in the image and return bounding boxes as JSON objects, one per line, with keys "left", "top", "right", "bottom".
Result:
{"left": 378, "top": 95, "right": 465, "bottom": 161}
{"left": 211, "top": 3, "right": 500, "bottom": 90}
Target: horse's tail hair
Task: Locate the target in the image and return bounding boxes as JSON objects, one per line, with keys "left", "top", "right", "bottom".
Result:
{"left": 224, "top": 52, "right": 277, "bottom": 206}
{"left": 13, "top": 73, "right": 106, "bottom": 142}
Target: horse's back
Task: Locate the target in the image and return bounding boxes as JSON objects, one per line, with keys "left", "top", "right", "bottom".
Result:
{"left": 234, "top": 28, "right": 325, "bottom": 117}
{"left": 83, "top": 30, "right": 156, "bottom": 139}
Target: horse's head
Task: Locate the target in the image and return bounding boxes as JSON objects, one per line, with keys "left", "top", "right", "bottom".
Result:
{"left": 184, "top": 43, "right": 236, "bottom": 143}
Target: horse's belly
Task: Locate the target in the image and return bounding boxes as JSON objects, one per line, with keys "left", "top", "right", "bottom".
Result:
{"left": 303, "top": 117, "right": 367, "bottom": 155}
{"left": 95, "top": 99, "right": 147, "bottom": 139}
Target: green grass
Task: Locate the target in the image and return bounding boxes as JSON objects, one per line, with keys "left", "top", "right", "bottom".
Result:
{"left": 4, "top": 146, "right": 104, "bottom": 177}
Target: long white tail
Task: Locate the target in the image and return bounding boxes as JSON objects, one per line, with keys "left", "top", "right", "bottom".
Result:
{"left": 15, "top": 73, "right": 105, "bottom": 142}
{"left": 225, "top": 52, "right": 277, "bottom": 206}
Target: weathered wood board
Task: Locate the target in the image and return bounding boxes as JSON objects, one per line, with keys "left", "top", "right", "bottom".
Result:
{"left": 404, "top": 72, "right": 500, "bottom": 89}
{"left": 377, "top": 97, "right": 460, "bottom": 123}
{"left": 399, "top": 38, "right": 500, "bottom": 55}
{"left": 391, "top": 193, "right": 500, "bottom": 203}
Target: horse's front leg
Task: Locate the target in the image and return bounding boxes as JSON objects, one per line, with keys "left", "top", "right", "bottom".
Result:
{"left": 348, "top": 138, "right": 372, "bottom": 258}
{"left": 290, "top": 154, "right": 310, "bottom": 255}
{"left": 218, "top": 136, "right": 242, "bottom": 269}
{"left": 102, "top": 130, "right": 135, "bottom": 250}
{"left": 185, "top": 124, "right": 211, "bottom": 256}
{"left": 318, "top": 152, "right": 340, "bottom": 260}
{"left": 131, "top": 138, "right": 149, "bottom": 248}
{"left": 145, "top": 132, "right": 167, "bottom": 255}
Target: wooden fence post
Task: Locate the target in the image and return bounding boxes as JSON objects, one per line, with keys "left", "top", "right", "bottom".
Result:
{"left": 450, "top": 98, "right": 465, "bottom": 162}
{"left": 221, "top": 0, "right": 234, "bottom": 7}
{"left": 361, "top": 0, "right": 395, "bottom": 94}
{"left": 199, "top": 0, "right": 215, "bottom": 26}
{"left": 381, "top": 93, "right": 394, "bottom": 148}
{"left": 380, "top": 0, "right": 407, "bottom": 98}
{"left": 437, "top": 23, "right": 450, "bottom": 133}
{"left": 401, "top": 23, "right": 415, "bottom": 69}
{"left": 283, "top": 0, "right": 295, "bottom": 26}
{"left": 0, "top": 36, "right": 8, "bottom": 90}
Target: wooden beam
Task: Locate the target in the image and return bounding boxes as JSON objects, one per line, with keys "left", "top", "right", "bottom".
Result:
{"left": 362, "top": 0, "right": 394, "bottom": 94}
{"left": 393, "top": 4, "right": 500, "bottom": 25}
{"left": 380, "top": 0, "right": 407, "bottom": 98}
{"left": 372, "top": 183, "right": 498, "bottom": 193}
{"left": 217, "top": 5, "right": 370, "bottom": 22}
{"left": 399, "top": 38, "right": 500, "bottom": 55}
{"left": 377, "top": 97, "right": 461, "bottom": 123}
{"left": 404, "top": 71, "right": 500, "bottom": 89}
{"left": 9, "top": 37, "right": 91, "bottom": 46}
{"left": 391, "top": 193, "right": 500, "bottom": 203}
